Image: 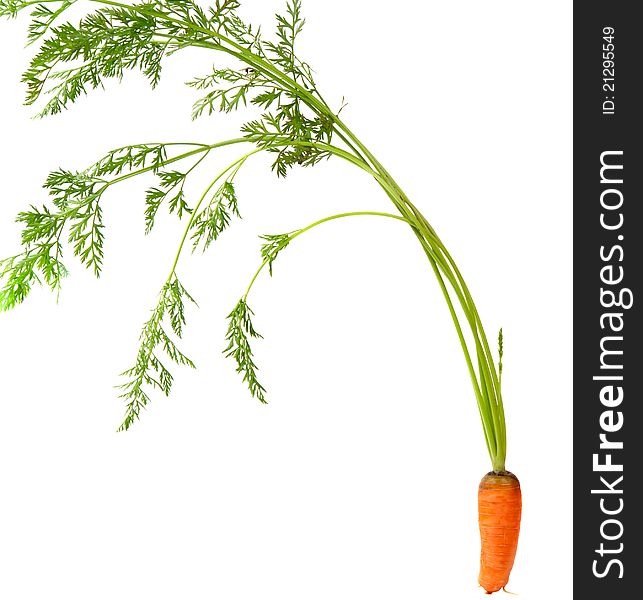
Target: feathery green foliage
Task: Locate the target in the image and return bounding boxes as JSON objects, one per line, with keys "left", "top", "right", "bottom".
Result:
{"left": 118, "top": 275, "right": 197, "bottom": 431}
{"left": 188, "top": 67, "right": 259, "bottom": 118}
{"left": 0, "top": 141, "right": 214, "bottom": 312}
{"left": 1, "top": 0, "right": 509, "bottom": 472}
{"left": 259, "top": 232, "right": 291, "bottom": 276}
{"left": 224, "top": 298, "right": 266, "bottom": 403}
{"left": 190, "top": 180, "right": 240, "bottom": 252}
{"left": 145, "top": 170, "right": 191, "bottom": 233}
{"left": 0, "top": 248, "right": 67, "bottom": 311}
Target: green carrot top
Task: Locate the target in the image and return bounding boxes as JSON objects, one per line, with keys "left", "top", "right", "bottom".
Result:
{"left": 0, "top": 0, "right": 507, "bottom": 472}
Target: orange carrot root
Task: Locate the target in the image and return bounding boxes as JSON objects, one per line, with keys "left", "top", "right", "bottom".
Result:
{"left": 478, "top": 471, "right": 522, "bottom": 594}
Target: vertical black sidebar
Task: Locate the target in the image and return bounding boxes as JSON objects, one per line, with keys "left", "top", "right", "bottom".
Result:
{"left": 574, "top": 2, "right": 641, "bottom": 599}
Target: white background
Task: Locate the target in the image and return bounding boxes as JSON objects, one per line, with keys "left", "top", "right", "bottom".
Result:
{"left": 0, "top": 1, "right": 572, "bottom": 598}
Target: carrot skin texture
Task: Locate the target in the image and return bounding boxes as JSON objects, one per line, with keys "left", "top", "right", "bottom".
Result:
{"left": 478, "top": 471, "right": 522, "bottom": 593}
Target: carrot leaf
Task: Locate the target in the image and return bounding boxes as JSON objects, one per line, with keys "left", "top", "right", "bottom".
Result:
{"left": 117, "top": 275, "right": 197, "bottom": 431}
{"left": 224, "top": 298, "right": 266, "bottom": 404}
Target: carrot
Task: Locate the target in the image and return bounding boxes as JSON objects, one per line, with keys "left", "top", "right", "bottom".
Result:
{"left": 0, "top": 1, "right": 522, "bottom": 591}
{"left": 478, "top": 471, "right": 522, "bottom": 593}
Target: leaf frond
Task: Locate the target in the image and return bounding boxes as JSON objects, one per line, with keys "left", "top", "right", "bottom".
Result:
{"left": 224, "top": 298, "right": 266, "bottom": 403}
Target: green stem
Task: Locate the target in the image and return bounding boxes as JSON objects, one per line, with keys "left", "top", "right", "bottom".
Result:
{"left": 321, "top": 123, "right": 507, "bottom": 470}
{"left": 264, "top": 138, "right": 506, "bottom": 470}
{"left": 244, "top": 211, "right": 408, "bottom": 300}
{"left": 166, "top": 147, "right": 263, "bottom": 284}
{"left": 106, "top": 139, "right": 247, "bottom": 187}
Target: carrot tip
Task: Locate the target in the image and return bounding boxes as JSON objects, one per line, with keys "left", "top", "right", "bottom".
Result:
{"left": 502, "top": 586, "right": 518, "bottom": 595}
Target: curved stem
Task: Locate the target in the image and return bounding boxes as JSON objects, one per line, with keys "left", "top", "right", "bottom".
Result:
{"left": 263, "top": 137, "right": 506, "bottom": 469}
{"left": 106, "top": 138, "right": 248, "bottom": 187}
{"left": 244, "top": 211, "right": 409, "bottom": 300}
{"left": 313, "top": 121, "right": 507, "bottom": 469}
{"left": 167, "top": 147, "right": 263, "bottom": 284}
